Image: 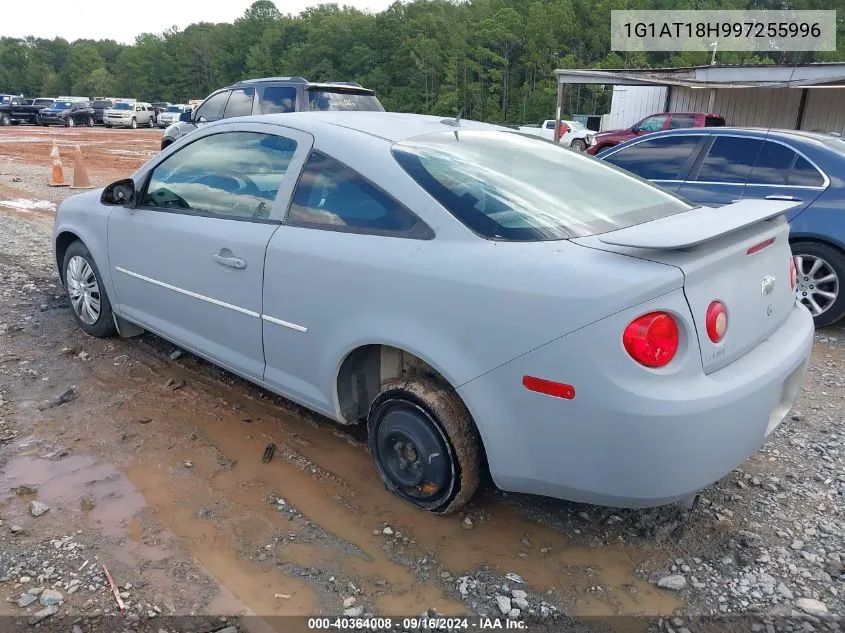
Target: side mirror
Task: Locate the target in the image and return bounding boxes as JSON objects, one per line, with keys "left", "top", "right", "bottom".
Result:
{"left": 179, "top": 111, "right": 192, "bottom": 123}
{"left": 101, "top": 179, "right": 136, "bottom": 207}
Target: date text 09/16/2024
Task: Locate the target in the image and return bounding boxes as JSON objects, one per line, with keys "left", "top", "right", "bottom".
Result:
{"left": 306, "top": 617, "right": 527, "bottom": 630}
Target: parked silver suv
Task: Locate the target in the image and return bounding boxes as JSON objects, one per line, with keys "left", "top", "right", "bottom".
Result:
{"left": 160, "top": 76, "right": 383, "bottom": 150}
{"left": 104, "top": 102, "right": 155, "bottom": 129}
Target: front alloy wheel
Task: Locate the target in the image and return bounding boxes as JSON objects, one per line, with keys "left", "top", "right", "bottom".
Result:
{"left": 792, "top": 241, "right": 845, "bottom": 327}
{"left": 570, "top": 138, "right": 587, "bottom": 152}
{"left": 66, "top": 117, "right": 75, "bottom": 128}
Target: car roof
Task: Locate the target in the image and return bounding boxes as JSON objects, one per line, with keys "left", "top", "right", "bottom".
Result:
{"left": 216, "top": 111, "right": 504, "bottom": 143}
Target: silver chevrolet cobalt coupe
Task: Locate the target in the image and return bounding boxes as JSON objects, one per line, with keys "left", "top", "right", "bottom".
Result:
{"left": 52, "top": 112, "right": 813, "bottom": 513}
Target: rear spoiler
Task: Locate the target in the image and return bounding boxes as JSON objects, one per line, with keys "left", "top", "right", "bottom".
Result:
{"left": 597, "top": 199, "right": 800, "bottom": 250}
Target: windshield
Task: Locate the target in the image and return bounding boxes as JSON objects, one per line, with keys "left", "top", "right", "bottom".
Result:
{"left": 165, "top": 106, "right": 182, "bottom": 112}
{"left": 35, "top": 99, "right": 56, "bottom": 106}
{"left": 52, "top": 102, "right": 72, "bottom": 110}
{"left": 307, "top": 90, "right": 384, "bottom": 112}
{"left": 567, "top": 121, "right": 588, "bottom": 131}
{"left": 112, "top": 103, "right": 133, "bottom": 111}
{"left": 93, "top": 100, "right": 111, "bottom": 108}
{"left": 392, "top": 130, "right": 692, "bottom": 241}
{"left": 0, "top": 96, "right": 11, "bottom": 104}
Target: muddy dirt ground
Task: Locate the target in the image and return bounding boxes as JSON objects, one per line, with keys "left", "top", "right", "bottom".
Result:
{"left": 0, "top": 126, "right": 842, "bottom": 633}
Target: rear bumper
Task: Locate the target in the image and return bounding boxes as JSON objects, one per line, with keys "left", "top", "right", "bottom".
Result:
{"left": 458, "top": 299, "right": 814, "bottom": 507}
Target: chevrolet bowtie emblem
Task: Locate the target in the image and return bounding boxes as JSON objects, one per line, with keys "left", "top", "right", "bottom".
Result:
{"left": 761, "top": 275, "right": 776, "bottom": 295}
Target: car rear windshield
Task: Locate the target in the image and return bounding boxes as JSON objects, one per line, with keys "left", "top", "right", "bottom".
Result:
{"left": 705, "top": 116, "right": 726, "bottom": 127}
{"left": 53, "top": 102, "right": 71, "bottom": 110}
{"left": 112, "top": 103, "right": 133, "bottom": 110}
{"left": 392, "top": 130, "right": 692, "bottom": 241}
{"left": 307, "top": 89, "right": 384, "bottom": 112}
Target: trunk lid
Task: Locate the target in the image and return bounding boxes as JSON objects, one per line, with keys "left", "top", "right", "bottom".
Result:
{"left": 574, "top": 200, "right": 799, "bottom": 374}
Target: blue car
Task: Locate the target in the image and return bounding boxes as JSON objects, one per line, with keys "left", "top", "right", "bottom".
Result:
{"left": 600, "top": 128, "right": 845, "bottom": 327}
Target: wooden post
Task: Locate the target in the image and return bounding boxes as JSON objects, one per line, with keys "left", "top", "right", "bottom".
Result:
{"left": 554, "top": 77, "right": 565, "bottom": 143}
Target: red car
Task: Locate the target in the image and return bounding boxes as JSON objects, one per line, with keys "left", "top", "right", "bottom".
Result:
{"left": 587, "top": 112, "right": 726, "bottom": 155}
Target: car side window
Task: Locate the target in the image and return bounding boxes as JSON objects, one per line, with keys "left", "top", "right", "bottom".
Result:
{"left": 223, "top": 88, "right": 255, "bottom": 118}
{"left": 695, "top": 136, "right": 762, "bottom": 183}
{"left": 789, "top": 156, "right": 825, "bottom": 187}
{"left": 545, "top": 121, "right": 555, "bottom": 129}
{"left": 668, "top": 114, "right": 696, "bottom": 129}
{"left": 748, "top": 141, "right": 796, "bottom": 185}
{"left": 604, "top": 136, "right": 702, "bottom": 180}
{"left": 262, "top": 86, "right": 297, "bottom": 114}
{"left": 140, "top": 132, "right": 297, "bottom": 222}
{"left": 195, "top": 91, "right": 229, "bottom": 122}
{"left": 287, "top": 151, "right": 430, "bottom": 238}
{"left": 635, "top": 115, "right": 667, "bottom": 133}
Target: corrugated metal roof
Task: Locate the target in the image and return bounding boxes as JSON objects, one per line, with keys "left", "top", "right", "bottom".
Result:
{"left": 555, "top": 64, "right": 845, "bottom": 88}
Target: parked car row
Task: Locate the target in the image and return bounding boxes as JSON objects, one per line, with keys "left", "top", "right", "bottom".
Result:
{"left": 0, "top": 94, "right": 195, "bottom": 128}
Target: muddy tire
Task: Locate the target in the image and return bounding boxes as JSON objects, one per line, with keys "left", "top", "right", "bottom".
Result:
{"left": 130, "top": 118, "right": 137, "bottom": 130}
{"left": 367, "top": 377, "right": 481, "bottom": 514}
{"left": 62, "top": 241, "right": 116, "bottom": 338}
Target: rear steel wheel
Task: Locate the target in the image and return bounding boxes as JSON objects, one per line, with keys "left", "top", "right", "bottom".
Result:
{"left": 368, "top": 378, "right": 481, "bottom": 513}
{"left": 792, "top": 241, "right": 845, "bottom": 327}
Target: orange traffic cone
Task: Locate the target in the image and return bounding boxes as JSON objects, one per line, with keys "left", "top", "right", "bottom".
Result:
{"left": 48, "top": 141, "right": 69, "bottom": 187}
{"left": 70, "top": 145, "right": 93, "bottom": 189}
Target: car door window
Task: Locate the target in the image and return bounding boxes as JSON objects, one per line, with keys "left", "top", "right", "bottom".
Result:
{"left": 262, "top": 86, "right": 297, "bottom": 114}
{"left": 194, "top": 91, "right": 229, "bottom": 122}
{"left": 748, "top": 141, "right": 795, "bottom": 185}
{"left": 668, "top": 114, "right": 696, "bottom": 129}
{"left": 604, "top": 136, "right": 702, "bottom": 180}
{"left": 635, "top": 115, "right": 667, "bottom": 133}
{"left": 545, "top": 121, "right": 555, "bottom": 129}
{"left": 140, "top": 132, "right": 297, "bottom": 221}
{"left": 223, "top": 88, "right": 255, "bottom": 118}
{"left": 287, "top": 151, "right": 430, "bottom": 238}
{"left": 695, "top": 136, "right": 762, "bottom": 183}
{"left": 789, "top": 156, "right": 825, "bottom": 187}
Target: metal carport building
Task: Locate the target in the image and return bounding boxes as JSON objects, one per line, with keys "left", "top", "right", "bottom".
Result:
{"left": 552, "top": 63, "right": 845, "bottom": 139}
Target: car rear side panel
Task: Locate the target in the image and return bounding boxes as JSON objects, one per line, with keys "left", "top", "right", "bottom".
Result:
{"left": 457, "top": 292, "right": 813, "bottom": 508}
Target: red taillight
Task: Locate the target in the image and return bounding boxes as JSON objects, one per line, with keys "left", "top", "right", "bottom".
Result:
{"left": 747, "top": 237, "right": 775, "bottom": 255}
{"left": 705, "top": 301, "right": 728, "bottom": 343}
{"left": 623, "top": 312, "right": 679, "bottom": 368}
{"left": 790, "top": 257, "right": 797, "bottom": 290}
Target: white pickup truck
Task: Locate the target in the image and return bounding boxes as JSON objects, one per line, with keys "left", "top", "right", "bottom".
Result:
{"left": 517, "top": 119, "right": 594, "bottom": 151}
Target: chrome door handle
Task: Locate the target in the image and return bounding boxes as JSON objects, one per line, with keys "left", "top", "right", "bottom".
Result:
{"left": 765, "top": 194, "right": 801, "bottom": 202}
{"left": 213, "top": 252, "right": 246, "bottom": 269}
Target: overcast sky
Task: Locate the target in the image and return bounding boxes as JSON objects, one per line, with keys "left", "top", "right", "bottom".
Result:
{"left": 5, "top": 0, "right": 394, "bottom": 44}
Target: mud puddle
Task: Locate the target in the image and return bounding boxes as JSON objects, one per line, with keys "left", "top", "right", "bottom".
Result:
{"left": 17, "top": 335, "right": 680, "bottom": 621}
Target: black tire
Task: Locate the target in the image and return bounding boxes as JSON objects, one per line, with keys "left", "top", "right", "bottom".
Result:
{"left": 87, "top": 116, "right": 94, "bottom": 127}
{"left": 41, "top": 122, "right": 49, "bottom": 127}
{"left": 148, "top": 117, "right": 155, "bottom": 128}
{"left": 104, "top": 124, "right": 111, "bottom": 128}
{"left": 160, "top": 138, "right": 173, "bottom": 150}
{"left": 0, "top": 113, "right": 10, "bottom": 126}
{"left": 130, "top": 118, "right": 137, "bottom": 130}
{"left": 570, "top": 138, "right": 587, "bottom": 152}
{"left": 367, "top": 377, "right": 481, "bottom": 514}
{"left": 62, "top": 241, "right": 116, "bottom": 338}
{"left": 791, "top": 241, "right": 845, "bottom": 328}
{"left": 65, "top": 117, "right": 74, "bottom": 128}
